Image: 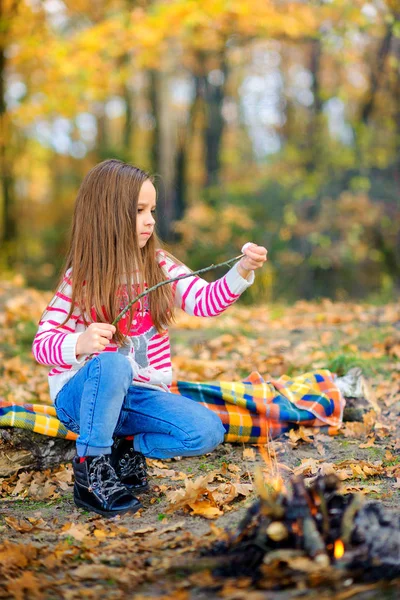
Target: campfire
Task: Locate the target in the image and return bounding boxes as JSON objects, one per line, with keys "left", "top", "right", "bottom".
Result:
{"left": 196, "top": 472, "right": 400, "bottom": 589}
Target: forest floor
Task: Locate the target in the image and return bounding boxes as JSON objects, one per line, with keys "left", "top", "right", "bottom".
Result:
{"left": 0, "top": 279, "right": 399, "bottom": 599}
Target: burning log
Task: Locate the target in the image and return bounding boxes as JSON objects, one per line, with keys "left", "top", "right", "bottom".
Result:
{"left": 198, "top": 474, "right": 400, "bottom": 585}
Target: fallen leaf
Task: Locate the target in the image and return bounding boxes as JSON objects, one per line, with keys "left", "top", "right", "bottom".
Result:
{"left": 342, "top": 422, "right": 369, "bottom": 439}
{"left": 188, "top": 500, "right": 223, "bottom": 519}
{"left": 6, "top": 571, "right": 42, "bottom": 599}
{"left": 72, "top": 565, "right": 129, "bottom": 583}
{"left": 166, "top": 473, "right": 222, "bottom": 518}
{"left": 0, "top": 541, "right": 37, "bottom": 571}
{"left": 61, "top": 522, "right": 91, "bottom": 541}
{"left": 150, "top": 467, "right": 177, "bottom": 478}
{"left": 147, "top": 459, "right": 170, "bottom": 469}
{"left": 132, "top": 526, "right": 157, "bottom": 535}
{"left": 4, "top": 516, "right": 48, "bottom": 533}
{"left": 158, "top": 521, "right": 186, "bottom": 534}
{"left": 227, "top": 463, "right": 241, "bottom": 473}
{"left": 243, "top": 448, "right": 256, "bottom": 461}
{"left": 341, "top": 485, "right": 381, "bottom": 495}
{"left": 293, "top": 458, "right": 323, "bottom": 476}
{"left": 289, "top": 427, "right": 314, "bottom": 444}
{"left": 359, "top": 437, "right": 376, "bottom": 448}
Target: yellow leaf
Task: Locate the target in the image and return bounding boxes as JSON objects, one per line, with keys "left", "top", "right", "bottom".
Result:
{"left": 188, "top": 500, "right": 223, "bottom": 519}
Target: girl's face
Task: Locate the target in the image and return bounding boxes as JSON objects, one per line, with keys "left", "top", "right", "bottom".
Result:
{"left": 137, "top": 180, "right": 156, "bottom": 248}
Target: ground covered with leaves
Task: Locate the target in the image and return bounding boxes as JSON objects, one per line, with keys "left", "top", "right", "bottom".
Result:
{"left": 0, "top": 279, "right": 399, "bottom": 599}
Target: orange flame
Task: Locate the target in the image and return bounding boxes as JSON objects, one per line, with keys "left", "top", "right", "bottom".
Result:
{"left": 334, "top": 539, "right": 345, "bottom": 559}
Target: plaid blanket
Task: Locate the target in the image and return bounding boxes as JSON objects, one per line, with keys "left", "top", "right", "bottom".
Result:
{"left": 0, "top": 370, "right": 344, "bottom": 444}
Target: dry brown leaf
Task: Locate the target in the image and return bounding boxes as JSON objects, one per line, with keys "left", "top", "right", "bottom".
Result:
{"left": 341, "top": 485, "right": 382, "bottom": 495}
{"left": 293, "top": 458, "right": 322, "bottom": 476}
{"left": 349, "top": 462, "right": 384, "bottom": 479}
{"left": 243, "top": 447, "right": 256, "bottom": 461}
{"left": 171, "top": 471, "right": 189, "bottom": 481}
{"left": 234, "top": 482, "right": 254, "bottom": 497}
{"left": 359, "top": 437, "right": 376, "bottom": 448}
{"left": 11, "top": 471, "right": 34, "bottom": 496}
{"left": 53, "top": 465, "right": 73, "bottom": 484}
{"left": 0, "top": 541, "right": 37, "bottom": 571}
{"left": 342, "top": 422, "right": 369, "bottom": 438}
{"left": 227, "top": 463, "right": 241, "bottom": 473}
{"left": 146, "top": 459, "right": 170, "bottom": 469}
{"left": 363, "top": 410, "right": 377, "bottom": 431}
{"left": 61, "top": 522, "right": 91, "bottom": 541}
{"left": 158, "top": 521, "right": 186, "bottom": 534}
{"left": 93, "top": 529, "right": 108, "bottom": 540}
{"left": 132, "top": 526, "right": 157, "bottom": 535}
{"left": 72, "top": 564, "right": 129, "bottom": 583}
{"left": 166, "top": 472, "right": 216, "bottom": 512}
{"left": 151, "top": 467, "right": 177, "bottom": 477}
{"left": 213, "top": 482, "right": 237, "bottom": 506}
{"left": 334, "top": 468, "right": 353, "bottom": 481}
{"left": 188, "top": 500, "right": 223, "bottom": 519}
{"left": 4, "top": 516, "right": 48, "bottom": 533}
{"left": 289, "top": 427, "right": 314, "bottom": 444}
{"left": 314, "top": 441, "right": 326, "bottom": 456}
{"left": 6, "top": 571, "right": 42, "bottom": 600}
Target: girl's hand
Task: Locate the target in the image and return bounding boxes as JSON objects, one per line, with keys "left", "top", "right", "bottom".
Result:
{"left": 76, "top": 323, "right": 116, "bottom": 356}
{"left": 237, "top": 243, "right": 268, "bottom": 279}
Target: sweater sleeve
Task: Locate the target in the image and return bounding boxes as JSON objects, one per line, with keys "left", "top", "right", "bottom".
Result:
{"left": 32, "top": 270, "right": 87, "bottom": 368}
{"left": 157, "top": 252, "right": 254, "bottom": 317}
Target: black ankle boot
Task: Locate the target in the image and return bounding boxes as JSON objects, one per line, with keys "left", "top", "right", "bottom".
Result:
{"left": 72, "top": 454, "right": 142, "bottom": 517}
{"left": 111, "top": 438, "right": 149, "bottom": 492}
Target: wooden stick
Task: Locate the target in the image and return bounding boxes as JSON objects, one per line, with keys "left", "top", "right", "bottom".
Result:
{"left": 340, "top": 494, "right": 365, "bottom": 545}
{"left": 112, "top": 253, "right": 245, "bottom": 325}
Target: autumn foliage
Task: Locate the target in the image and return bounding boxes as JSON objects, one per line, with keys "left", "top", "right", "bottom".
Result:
{"left": 1, "top": 0, "right": 399, "bottom": 300}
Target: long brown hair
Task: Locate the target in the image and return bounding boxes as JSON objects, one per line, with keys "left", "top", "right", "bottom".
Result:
{"left": 49, "top": 159, "right": 174, "bottom": 345}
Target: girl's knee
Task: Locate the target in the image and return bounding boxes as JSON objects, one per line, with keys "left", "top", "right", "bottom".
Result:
{"left": 189, "top": 415, "right": 225, "bottom": 454}
{"left": 212, "top": 418, "right": 226, "bottom": 447}
{"left": 91, "top": 352, "right": 132, "bottom": 387}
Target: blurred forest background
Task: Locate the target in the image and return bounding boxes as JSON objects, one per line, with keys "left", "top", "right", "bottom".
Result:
{"left": 1, "top": 0, "right": 399, "bottom": 302}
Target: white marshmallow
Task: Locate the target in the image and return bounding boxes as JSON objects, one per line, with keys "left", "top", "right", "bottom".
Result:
{"left": 241, "top": 242, "right": 253, "bottom": 254}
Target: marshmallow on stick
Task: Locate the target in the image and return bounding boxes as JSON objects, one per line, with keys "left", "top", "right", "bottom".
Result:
{"left": 241, "top": 242, "right": 253, "bottom": 253}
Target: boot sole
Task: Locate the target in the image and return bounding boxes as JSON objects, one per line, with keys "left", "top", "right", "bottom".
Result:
{"left": 74, "top": 497, "right": 142, "bottom": 518}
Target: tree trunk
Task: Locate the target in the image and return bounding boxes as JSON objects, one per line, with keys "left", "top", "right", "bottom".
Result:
{"left": 96, "top": 106, "right": 109, "bottom": 158}
{"left": 173, "top": 88, "right": 203, "bottom": 225}
{"left": 0, "top": 428, "right": 75, "bottom": 477}
{"left": 361, "top": 23, "right": 394, "bottom": 125}
{"left": 0, "top": 13, "right": 17, "bottom": 268}
{"left": 202, "top": 56, "right": 228, "bottom": 188}
{"left": 123, "top": 82, "right": 134, "bottom": 156}
{"left": 305, "top": 38, "right": 322, "bottom": 172}
{"left": 149, "top": 68, "right": 176, "bottom": 241}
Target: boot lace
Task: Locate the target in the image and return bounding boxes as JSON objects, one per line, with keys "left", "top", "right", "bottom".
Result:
{"left": 119, "top": 450, "right": 147, "bottom": 480}
{"left": 88, "top": 455, "right": 128, "bottom": 501}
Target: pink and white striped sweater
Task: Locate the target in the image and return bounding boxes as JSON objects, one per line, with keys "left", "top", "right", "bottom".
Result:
{"left": 32, "top": 251, "right": 254, "bottom": 402}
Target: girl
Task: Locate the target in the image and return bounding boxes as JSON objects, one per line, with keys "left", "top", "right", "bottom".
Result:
{"left": 32, "top": 159, "right": 267, "bottom": 517}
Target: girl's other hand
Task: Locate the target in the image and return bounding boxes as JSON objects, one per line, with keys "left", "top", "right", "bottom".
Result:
{"left": 238, "top": 243, "right": 267, "bottom": 278}
{"left": 76, "top": 323, "right": 116, "bottom": 356}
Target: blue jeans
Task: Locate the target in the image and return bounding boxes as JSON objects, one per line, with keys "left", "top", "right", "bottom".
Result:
{"left": 54, "top": 353, "right": 225, "bottom": 459}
